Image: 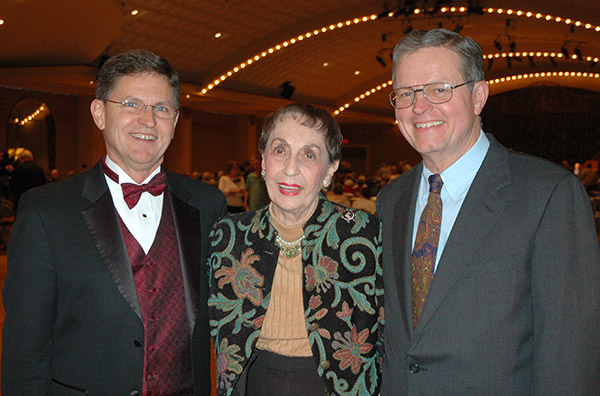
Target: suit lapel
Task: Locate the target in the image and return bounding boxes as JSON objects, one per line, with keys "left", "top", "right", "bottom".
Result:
{"left": 390, "top": 166, "right": 422, "bottom": 338}
{"left": 81, "top": 162, "right": 142, "bottom": 319}
{"left": 166, "top": 174, "right": 201, "bottom": 333}
{"left": 414, "top": 137, "right": 512, "bottom": 334}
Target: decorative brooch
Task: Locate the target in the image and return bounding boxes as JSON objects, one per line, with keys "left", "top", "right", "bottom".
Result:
{"left": 342, "top": 210, "right": 355, "bottom": 223}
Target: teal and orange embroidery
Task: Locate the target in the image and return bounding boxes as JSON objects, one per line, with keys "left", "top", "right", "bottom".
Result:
{"left": 332, "top": 325, "right": 373, "bottom": 375}
{"left": 216, "top": 338, "right": 243, "bottom": 390}
{"left": 214, "top": 248, "right": 263, "bottom": 305}
{"left": 305, "top": 256, "right": 339, "bottom": 292}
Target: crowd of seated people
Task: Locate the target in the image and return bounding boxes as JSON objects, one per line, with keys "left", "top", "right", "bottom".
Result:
{"left": 189, "top": 157, "right": 600, "bottom": 237}
{"left": 187, "top": 159, "right": 414, "bottom": 216}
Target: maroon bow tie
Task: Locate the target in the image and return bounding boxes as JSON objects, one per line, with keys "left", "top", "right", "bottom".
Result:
{"left": 121, "top": 173, "right": 167, "bottom": 209}
{"left": 102, "top": 157, "right": 167, "bottom": 209}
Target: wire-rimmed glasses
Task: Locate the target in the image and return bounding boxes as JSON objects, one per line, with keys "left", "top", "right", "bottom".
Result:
{"left": 105, "top": 99, "right": 179, "bottom": 119}
{"left": 388, "top": 81, "right": 472, "bottom": 109}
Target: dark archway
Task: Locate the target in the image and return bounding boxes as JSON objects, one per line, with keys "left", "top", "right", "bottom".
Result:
{"left": 6, "top": 96, "right": 55, "bottom": 170}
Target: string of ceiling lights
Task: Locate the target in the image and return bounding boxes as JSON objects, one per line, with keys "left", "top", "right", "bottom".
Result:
{"left": 194, "top": 5, "right": 599, "bottom": 117}
{"left": 197, "top": 6, "right": 599, "bottom": 95}
{"left": 12, "top": 104, "right": 47, "bottom": 126}
{"left": 332, "top": 69, "right": 600, "bottom": 116}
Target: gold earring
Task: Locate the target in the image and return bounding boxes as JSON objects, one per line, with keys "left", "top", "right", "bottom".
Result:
{"left": 261, "top": 169, "right": 266, "bottom": 178}
{"left": 322, "top": 179, "right": 329, "bottom": 189}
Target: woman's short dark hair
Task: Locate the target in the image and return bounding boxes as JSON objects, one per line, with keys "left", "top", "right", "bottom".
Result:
{"left": 259, "top": 103, "right": 343, "bottom": 164}
{"left": 96, "top": 49, "right": 180, "bottom": 108}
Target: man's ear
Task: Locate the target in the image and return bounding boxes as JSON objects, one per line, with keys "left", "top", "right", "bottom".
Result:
{"left": 472, "top": 81, "right": 489, "bottom": 116}
{"left": 170, "top": 111, "right": 180, "bottom": 140}
{"left": 90, "top": 99, "right": 106, "bottom": 130}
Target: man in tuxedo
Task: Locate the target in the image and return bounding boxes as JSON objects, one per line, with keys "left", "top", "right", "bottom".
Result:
{"left": 2, "top": 49, "right": 226, "bottom": 395}
{"left": 377, "top": 29, "right": 600, "bottom": 395}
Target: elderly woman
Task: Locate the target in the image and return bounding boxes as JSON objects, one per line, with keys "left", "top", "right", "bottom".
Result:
{"left": 208, "top": 103, "right": 383, "bottom": 396}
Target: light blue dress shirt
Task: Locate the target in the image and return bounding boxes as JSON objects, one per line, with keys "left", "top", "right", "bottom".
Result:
{"left": 412, "top": 131, "right": 490, "bottom": 272}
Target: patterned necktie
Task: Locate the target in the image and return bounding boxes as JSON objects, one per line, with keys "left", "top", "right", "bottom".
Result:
{"left": 102, "top": 158, "right": 167, "bottom": 209}
{"left": 411, "top": 174, "right": 443, "bottom": 329}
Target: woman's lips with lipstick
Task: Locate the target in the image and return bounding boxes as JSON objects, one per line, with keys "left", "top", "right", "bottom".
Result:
{"left": 278, "top": 182, "right": 302, "bottom": 196}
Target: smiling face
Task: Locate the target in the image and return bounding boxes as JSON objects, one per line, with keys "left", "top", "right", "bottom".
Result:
{"left": 262, "top": 116, "right": 339, "bottom": 225}
{"left": 90, "top": 72, "right": 179, "bottom": 182}
{"left": 393, "top": 46, "right": 488, "bottom": 173}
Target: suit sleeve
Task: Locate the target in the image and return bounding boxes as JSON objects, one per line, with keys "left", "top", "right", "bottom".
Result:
{"left": 2, "top": 193, "right": 56, "bottom": 395}
{"left": 531, "top": 173, "right": 600, "bottom": 395}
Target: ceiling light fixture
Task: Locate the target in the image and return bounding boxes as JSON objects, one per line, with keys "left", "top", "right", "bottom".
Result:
{"left": 494, "top": 37, "right": 503, "bottom": 51}
{"left": 279, "top": 81, "right": 295, "bottom": 100}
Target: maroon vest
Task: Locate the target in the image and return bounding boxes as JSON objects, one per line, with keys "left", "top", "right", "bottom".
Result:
{"left": 119, "top": 194, "right": 193, "bottom": 395}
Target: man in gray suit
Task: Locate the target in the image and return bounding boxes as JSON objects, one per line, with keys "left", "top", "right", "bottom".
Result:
{"left": 377, "top": 28, "right": 600, "bottom": 395}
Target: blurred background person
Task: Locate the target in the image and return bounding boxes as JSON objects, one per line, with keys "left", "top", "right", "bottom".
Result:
{"left": 202, "top": 170, "right": 217, "bottom": 187}
{"left": 47, "top": 168, "right": 60, "bottom": 182}
{"left": 351, "top": 178, "right": 379, "bottom": 215}
{"left": 218, "top": 159, "right": 247, "bottom": 213}
{"left": 245, "top": 156, "right": 270, "bottom": 211}
{"left": 9, "top": 148, "right": 46, "bottom": 213}
{"left": 325, "top": 182, "right": 351, "bottom": 207}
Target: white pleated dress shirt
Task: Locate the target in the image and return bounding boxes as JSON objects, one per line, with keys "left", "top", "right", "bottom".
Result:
{"left": 103, "top": 155, "right": 164, "bottom": 254}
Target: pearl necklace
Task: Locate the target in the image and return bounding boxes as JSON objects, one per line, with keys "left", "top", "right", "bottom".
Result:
{"left": 274, "top": 235, "right": 305, "bottom": 258}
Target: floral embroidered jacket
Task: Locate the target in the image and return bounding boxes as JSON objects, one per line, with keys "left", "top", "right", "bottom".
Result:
{"left": 208, "top": 195, "right": 384, "bottom": 396}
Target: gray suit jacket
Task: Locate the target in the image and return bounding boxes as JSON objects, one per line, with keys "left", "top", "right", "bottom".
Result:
{"left": 2, "top": 161, "right": 227, "bottom": 396}
{"left": 377, "top": 135, "right": 600, "bottom": 396}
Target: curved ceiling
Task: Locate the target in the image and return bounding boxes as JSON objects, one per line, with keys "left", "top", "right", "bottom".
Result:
{"left": 0, "top": 0, "right": 599, "bottom": 123}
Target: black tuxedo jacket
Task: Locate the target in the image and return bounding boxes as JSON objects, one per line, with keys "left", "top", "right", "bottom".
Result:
{"left": 2, "top": 160, "right": 227, "bottom": 395}
{"left": 377, "top": 135, "right": 600, "bottom": 395}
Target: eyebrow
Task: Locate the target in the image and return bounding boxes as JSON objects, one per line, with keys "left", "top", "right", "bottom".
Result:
{"left": 270, "top": 137, "right": 323, "bottom": 152}
{"left": 121, "top": 96, "right": 174, "bottom": 106}
{"left": 397, "top": 81, "right": 446, "bottom": 89}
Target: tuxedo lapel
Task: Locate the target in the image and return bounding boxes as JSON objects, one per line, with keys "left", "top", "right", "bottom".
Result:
{"left": 166, "top": 174, "right": 202, "bottom": 333}
{"left": 414, "top": 137, "right": 512, "bottom": 334}
{"left": 81, "top": 162, "right": 142, "bottom": 319}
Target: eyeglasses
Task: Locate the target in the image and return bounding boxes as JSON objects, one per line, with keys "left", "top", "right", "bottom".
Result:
{"left": 388, "top": 81, "right": 473, "bottom": 109}
{"left": 105, "top": 99, "right": 179, "bottom": 119}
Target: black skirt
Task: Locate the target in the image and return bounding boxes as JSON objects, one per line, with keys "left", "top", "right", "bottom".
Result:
{"left": 244, "top": 349, "right": 326, "bottom": 396}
